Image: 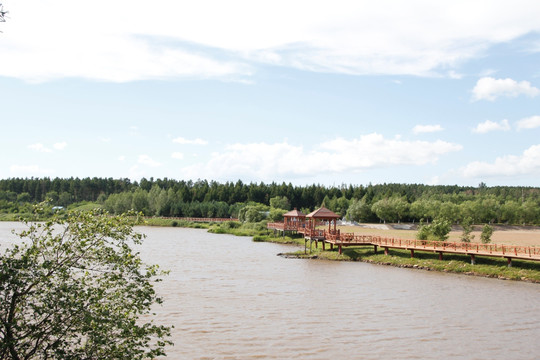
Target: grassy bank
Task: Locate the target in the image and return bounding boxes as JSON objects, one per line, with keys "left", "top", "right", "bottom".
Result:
{"left": 144, "top": 217, "right": 213, "bottom": 229}
{"left": 283, "top": 243, "right": 540, "bottom": 283}
{"left": 30, "top": 215, "right": 532, "bottom": 284}
{"left": 205, "top": 221, "right": 540, "bottom": 283}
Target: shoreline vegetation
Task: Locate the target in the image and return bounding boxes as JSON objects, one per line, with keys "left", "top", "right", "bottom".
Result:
{"left": 3, "top": 214, "right": 540, "bottom": 283}
{"left": 144, "top": 217, "right": 540, "bottom": 284}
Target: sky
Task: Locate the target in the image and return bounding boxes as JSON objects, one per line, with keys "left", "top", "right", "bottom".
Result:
{"left": 1, "top": 1, "right": 540, "bottom": 187}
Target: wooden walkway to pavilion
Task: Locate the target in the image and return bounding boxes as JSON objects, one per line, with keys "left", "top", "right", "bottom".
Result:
{"left": 267, "top": 207, "right": 540, "bottom": 267}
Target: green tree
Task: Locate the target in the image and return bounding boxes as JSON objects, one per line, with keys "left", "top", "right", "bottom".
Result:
{"left": 430, "top": 218, "right": 452, "bottom": 241}
{"left": 45, "top": 191, "right": 59, "bottom": 204}
{"left": 268, "top": 208, "right": 287, "bottom": 222}
{"left": 0, "top": 207, "right": 172, "bottom": 359}
{"left": 346, "top": 198, "right": 373, "bottom": 222}
{"left": 238, "top": 203, "right": 268, "bottom": 223}
{"left": 269, "top": 196, "right": 290, "bottom": 210}
{"left": 371, "top": 197, "right": 409, "bottom": 223}
{"left": 333, "top": 196, "right": 350, "bottom": 217}
{"left": 416, "top": 218, "right": 451, "bottom": 241}
{"left": 480, "top": 224, "right": 494, "bottom": 244}
{"left": 131, "top": 188, "right": 150, "bottom": 215}
{"left": 460, "top": 216, "right": 475, "bottom": 243}
{"left": 16, "top": 193, "right": 31, "bottom": 204}
{"left": 438, "top": 202, "right": 459, "bottom": 224}
{"left": 410, "top": 199, "right": 440, "bottom": 223}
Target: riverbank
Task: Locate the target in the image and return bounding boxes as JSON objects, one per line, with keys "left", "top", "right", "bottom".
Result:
{"left": 280, "top": 245, "right": 540, "bottom": 283}
{"left": 207, "top": 222, "right": 540, "bottom": 283}
{"left": 5, "top": 214, "right": 539, "bottom": 283}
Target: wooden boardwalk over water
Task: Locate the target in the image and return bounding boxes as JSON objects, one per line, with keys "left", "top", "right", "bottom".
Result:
{"left": 268, "top": 222, "right": 540, "bottom": 266}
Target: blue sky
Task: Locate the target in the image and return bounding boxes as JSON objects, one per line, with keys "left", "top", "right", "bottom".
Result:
{"left": 1, "top": 1, "right": 540, "bottom": 187}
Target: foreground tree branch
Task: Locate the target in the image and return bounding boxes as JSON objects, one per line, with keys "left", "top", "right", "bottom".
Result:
{"left": 0, "top": 206, "right": 172, "bottom": 360}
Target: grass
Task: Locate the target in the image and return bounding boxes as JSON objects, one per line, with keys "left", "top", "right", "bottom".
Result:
{"left": 144, "top": 217, "right": 212, "bottom": 229}
{"left": 0, "top": 213, "right": 29, "bottom": 221}
{"left": 282, "top": 243, "right": 540, "bottom": 282}
{"left": 67, "top": 202, "right": 103, "bottom": 212}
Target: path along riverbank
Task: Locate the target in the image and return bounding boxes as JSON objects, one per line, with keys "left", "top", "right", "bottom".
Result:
{"left": 219, "top": 222, "right": 540, "bottom": 283}
{"left": 127, "top": 217, "right": 540, "bottom": 283}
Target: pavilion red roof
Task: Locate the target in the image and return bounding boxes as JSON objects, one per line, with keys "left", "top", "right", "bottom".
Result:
{"left": 283, "top": 208, "right": 306, "bottom": 218}
{"left": 306, "top": 207, "right": 340, "bottom": 219}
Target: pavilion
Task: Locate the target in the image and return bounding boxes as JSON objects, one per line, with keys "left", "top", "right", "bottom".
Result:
{"left": 305, "top": 207, "right": 341, "bottom": 235}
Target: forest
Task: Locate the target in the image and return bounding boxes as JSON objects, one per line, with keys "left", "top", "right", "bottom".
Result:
{"left": 1, "top": 177, "right": 540, "bottom": 225}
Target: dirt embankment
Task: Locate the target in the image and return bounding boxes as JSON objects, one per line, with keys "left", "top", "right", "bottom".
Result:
{"left": 337, "top": 223, "right": 540, "bottom": 247}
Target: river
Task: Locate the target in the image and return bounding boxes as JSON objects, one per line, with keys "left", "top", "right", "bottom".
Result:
{"left": 1, "top": 223, "right": 540, "bottom": 359}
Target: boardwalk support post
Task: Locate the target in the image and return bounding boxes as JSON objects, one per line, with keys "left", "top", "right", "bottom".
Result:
{"left": 373, "top": 245, "right": 378, "bottom": 254}
{"left": 384, "top": 247, "right": 389, "bottom": 256}
{"left": 438, "top": 252, "right": 443, "bottom": 260}
{"left": 322, "top": 241, "right": 325, "bottom": 251}
{"left": 338, "top": 244, "right": 342, "bottom": 255}
{"left": 507, "top": 257, "right": 512, "bottom": 267}
{"left": 410, "top": 249, "right": 415, "bottom": 258}
{"left": 470, "top": 254, "right": 476, "bottom": 265}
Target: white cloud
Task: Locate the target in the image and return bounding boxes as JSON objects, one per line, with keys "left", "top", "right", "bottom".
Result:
{"left": 10, "top": 164, "right": 53, "bottom": 175}
{"left": 472, "top": 119, "right": 511, "bottom": 133}
{"left": 138, "top": 155, "right": 162, "bottom": 167}
{"left": 53, "top": 142, "right": 67, "bottom": 150}
{"left": 180, "top": 134, "right": 462, "bottom": 181}
{"left": 413, "top": 124, "right": 443, "bottom": 134}
{"left": 447, "top": 71, "right": 463, "bottom": 79}
{"left": 462, "top": 144, "right": 540, "bottom": 178}
{"left": 2, "top": 1, "right": 540, "bottom": 82}
{"left": 28, "top": 143, "right": 52, "bottom": 153}
{"left": 28, "top": 142, "right": 67, "bottom": 152}
{"left": 516, "top": 115, "right": 540, "bottom": 130}
{"left": 171, "top": 152, "right": 184, "bottom": 160}
{"left": 173, "top": 137, "right": 208, "bottom": 145}
{"left": 472, "top": 77, "right": 540, "bottom": 101}
{"left": 118, "top": 155, "right": 126, "bottom": 161}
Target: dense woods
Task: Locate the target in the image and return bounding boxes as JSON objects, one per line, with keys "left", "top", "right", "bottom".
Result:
{"left": 1, "top": 177, "right": 540, "bottom": 225}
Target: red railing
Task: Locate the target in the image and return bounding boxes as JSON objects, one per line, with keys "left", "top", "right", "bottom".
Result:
{"left": 266, "top": 221, "right": 540, "bottom": 260}
{"left": 371, "top": 237, "right": 540, "bottom": 258}
{"left": 267, "top": 222, "right": 303, "bottom": 231}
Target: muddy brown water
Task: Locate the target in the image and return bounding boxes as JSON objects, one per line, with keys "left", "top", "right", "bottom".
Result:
{"left": 2, "top": 223, "right": 539, "bottom": 359}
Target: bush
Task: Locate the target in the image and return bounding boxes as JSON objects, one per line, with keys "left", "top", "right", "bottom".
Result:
{"left": 481, "top": 224, "right": 494, "bottom": 244}
{"left": 416, "top": 218, "right": 451, "bottom": 242}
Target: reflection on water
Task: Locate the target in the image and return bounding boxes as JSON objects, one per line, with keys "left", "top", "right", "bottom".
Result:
{"left": 2, "top": 223, "right": 540, "bottom": 359}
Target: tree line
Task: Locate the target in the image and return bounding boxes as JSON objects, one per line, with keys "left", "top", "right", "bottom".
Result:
{"left": 1, "top": 177, "right": 540, "bottom": 225}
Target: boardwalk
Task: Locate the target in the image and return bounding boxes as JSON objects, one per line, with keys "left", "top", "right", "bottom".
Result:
{"left": 268, "top": 221, "right": 540, "bottom": 266}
